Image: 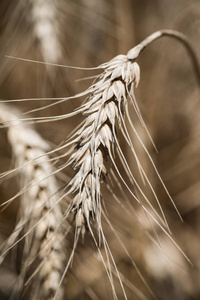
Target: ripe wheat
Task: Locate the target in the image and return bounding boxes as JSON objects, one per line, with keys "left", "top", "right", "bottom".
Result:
{"left": 0, "top": 104, "right": 66, "bottom": 300}
{"left": 65, "top": 29, "right": 200, "bottom": 245}
{"left": 0, "top": 29, "right": 199, "bottom": 299}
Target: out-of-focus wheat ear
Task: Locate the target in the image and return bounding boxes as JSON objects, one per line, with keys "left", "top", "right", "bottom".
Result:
{"left": 30, "top": 0, "right": 63, "bottom": 64}
{"left": 0, "top": 104, "right": 66, "bottom": 300}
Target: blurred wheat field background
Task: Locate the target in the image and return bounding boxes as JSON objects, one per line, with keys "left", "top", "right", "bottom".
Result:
{"left": 0, "top": 0, "right": 200, "bottom": 299}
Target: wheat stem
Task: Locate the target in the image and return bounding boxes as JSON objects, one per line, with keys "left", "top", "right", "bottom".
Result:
{"left": 127, "top": 29, "right": 200, "bottom": 86}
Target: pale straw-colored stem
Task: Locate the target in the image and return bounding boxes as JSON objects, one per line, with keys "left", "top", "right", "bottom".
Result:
{"left": 127, "top": 29, "right": 200, "bottom": 86}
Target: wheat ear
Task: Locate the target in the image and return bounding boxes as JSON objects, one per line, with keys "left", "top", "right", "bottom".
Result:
{"left": 30, "top": 0, "right": 62, "bottom": 64}
{"left": 67, "top": 30, "right": 198, "bottom": 227}
{"left": 0, "top": 104, "right": 66, "bottom": 300}
{"left": 54, "top": 30, "right": 199, "bottom": 298}
{"left": 64, "top": 29, "right": 199, "bottom": 268}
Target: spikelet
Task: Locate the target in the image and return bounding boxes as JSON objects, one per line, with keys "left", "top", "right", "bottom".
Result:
{"left": 0, "top": 104, "right": 66, "bottom": 300}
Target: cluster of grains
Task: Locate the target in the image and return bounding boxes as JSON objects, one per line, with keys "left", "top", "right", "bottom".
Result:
{"left": 0, "top": 104, "right": 65, "bottom": 300}
{"left": 67, "top": 54, "right": 140, "bottom": 236}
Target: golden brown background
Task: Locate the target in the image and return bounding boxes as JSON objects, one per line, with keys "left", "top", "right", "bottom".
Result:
{"left": 0, "top": 0, "right": 200, "bottom": 299}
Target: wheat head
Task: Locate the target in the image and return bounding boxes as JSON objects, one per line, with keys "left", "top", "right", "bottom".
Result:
{"left": 0, "top": 104, "right": 66, "bottom": 300}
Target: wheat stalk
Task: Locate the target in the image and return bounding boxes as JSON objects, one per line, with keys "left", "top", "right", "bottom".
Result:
{"left": 0, "top": 104, "right": 66, "bottom": 300}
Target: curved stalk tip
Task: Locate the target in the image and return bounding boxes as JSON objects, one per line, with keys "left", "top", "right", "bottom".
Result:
{"left": 127, "top": 29, "right": 200, "bottom": 87}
